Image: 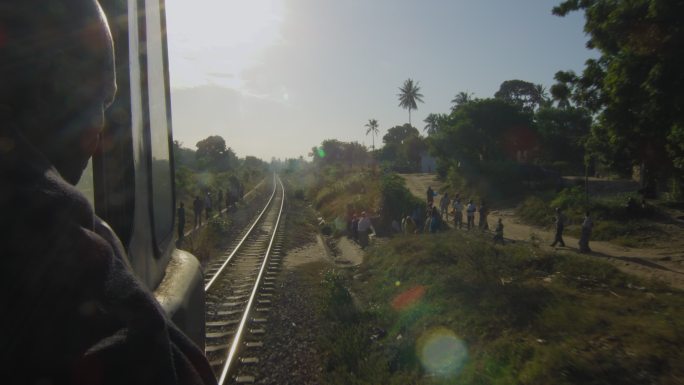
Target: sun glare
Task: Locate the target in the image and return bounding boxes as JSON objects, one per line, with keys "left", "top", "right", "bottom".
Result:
{"left": 166, "top": 0, "right": 285, "bottom": 88}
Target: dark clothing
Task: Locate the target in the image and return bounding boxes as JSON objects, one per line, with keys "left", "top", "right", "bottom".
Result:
{"left": 426, "top": 187, "right": 435, "bottom": 205}
{"left": 493, "top": 222, "right": 504, "bottom": 244}
{"left": 579, "top": 216, "right": 593, "bottom": 253}
{"left": 351, "top": 218, "right": 359, "bottom": 241}
{"left": 551, "top": 213, "right": 565, "bottom": 247}
{"left": 0, "top": 132, "right": 216, "bottom": 385}
{"left": 177, "top": 206, "right": 186, "bottom": 239}
{"left": 193, "top": 197, "right": 202, "bottom": 228}
{"left": 479, "top": 205, "right": 489, "bottom": 230}
{"left": 429, "top": 211, "right": 441, "bottom": 234}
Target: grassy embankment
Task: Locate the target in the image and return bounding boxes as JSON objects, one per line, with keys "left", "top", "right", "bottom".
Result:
{"left": 516, "top": 187, "right": 668, "bottom": 248}
{"left": 306, "top": 166, "right": 382, "bottom": 230}
{"left": 310, "top": 182, "right": 684, "bottom": 385}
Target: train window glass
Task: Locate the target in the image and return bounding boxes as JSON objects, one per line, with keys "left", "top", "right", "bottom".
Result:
{"left": 146, "top": 0, "right": 174, "bottom": 246}
{"left": 76, "top": 159, "right": 95, "bottom": 206}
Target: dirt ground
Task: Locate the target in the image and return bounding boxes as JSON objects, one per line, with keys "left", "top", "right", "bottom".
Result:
{"left": 399, "top": 173, "right": 684, "bottom": 290}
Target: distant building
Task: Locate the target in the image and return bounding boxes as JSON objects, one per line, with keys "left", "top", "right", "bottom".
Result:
{"left": 420, "top": 152, "right": 437, "bottom": 173}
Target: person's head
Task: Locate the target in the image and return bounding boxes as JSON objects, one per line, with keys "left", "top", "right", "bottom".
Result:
{"left": 585, "top": 211, "right": 591, "bottom": 217}
{"left": 180, "top": 202, "right": 184, "bottom": 208}
{"left": 498, "top": 218, "right": 502, "bottom": 223}
{"left": 555, "top": 207, "right": 561, "bottom": 213}
{"left": 1, "top": 0, "right": 116, "bottom": 185}
{"left": 361, "top": 211, "right": 366, "bottom": 217}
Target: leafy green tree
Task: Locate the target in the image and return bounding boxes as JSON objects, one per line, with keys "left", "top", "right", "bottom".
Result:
{"left": 364, "top": 119, "right": 380, "bottom": 150}
{"left": 173, "top": 140, "right": 198, "bottom": 170}
{"left": 430, "top": 98, "right": 534, "bottom": 165}
{"left": 450, "top": 91, "right": 474, "bottom": 111}
{"left": 553, "top": 0, "right": 684, "bottom": 196}
{"left": 535, "top": 106, "right": 592, "bottom": 173}
{"left": 195, "top": 135, "right": 238, "bottom": 171}
{"left": 397, "top": 78, "right": 424, "bottom": 126}
{"left": 379, "top": 124, "right": 425, "bottom": 172}
{"left": 495, "top": 79, "right": 546, "bottom": 112}
{"left": 311, "top": 139, "right": 372, "bottom": 169}
{"left": 423, "top": 113, "right": 439, "bottom": 136}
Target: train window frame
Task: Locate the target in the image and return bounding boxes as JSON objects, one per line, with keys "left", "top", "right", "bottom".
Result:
{"left": 140, "top": 0, "right": 177, "bottom": 258}
{"left": 94, "top": 0, "right": 177, "bottom": 259}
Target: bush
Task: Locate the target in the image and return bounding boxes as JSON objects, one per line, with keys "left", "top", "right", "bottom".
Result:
{"left": 551, "top": 186, "right": 587, "bottom": 211}
{"left": 379, "top": 173, "right": 425, "bottom": 229}
{"left": 321, "top": 269, "right": 356, "bottom": 322}
{"left": 516, "top": 196, "right": 553, "bottom": 227}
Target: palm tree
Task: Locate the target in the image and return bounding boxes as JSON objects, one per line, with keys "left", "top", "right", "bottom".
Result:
{"left": 397, "top": 78, "right": 424, "bottom": 126}
{"left": 423, "top": 113, "right": 439, "bottom": 136}
{"left": 450, "top": 91, "right": 473, "bottom": 111}
{"left": 534, "top": 84, "right": 552, "bottom": 108}
{"left": 365, "top": 119, "right": 380, "bottom": 150}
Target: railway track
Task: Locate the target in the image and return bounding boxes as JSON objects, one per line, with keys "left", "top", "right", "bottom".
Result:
{"left": 204, "top": 174, "right": 286, "bottom": 384}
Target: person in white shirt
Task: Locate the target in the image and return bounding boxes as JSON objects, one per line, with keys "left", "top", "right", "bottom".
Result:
{"left": 357, "top": 211, "right": 374, "bottom": 248}
{"left": 452, "top": 197, "right": 463, "bottom": 229}
{"left": 466, "top": 200, "right": 477, "bottom": 230}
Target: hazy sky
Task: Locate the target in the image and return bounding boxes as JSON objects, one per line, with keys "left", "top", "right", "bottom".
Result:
{"left": 166, "top": 0, "right": 593, "bottom": 160}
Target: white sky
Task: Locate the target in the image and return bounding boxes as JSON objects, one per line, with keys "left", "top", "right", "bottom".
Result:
{"left": 166, "top": 0, "right": 594, "bottom": 160}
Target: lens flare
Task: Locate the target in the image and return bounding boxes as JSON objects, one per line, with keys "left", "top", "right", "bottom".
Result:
{"left": 417, "top": 327, "right": 468, "bottom": 378}
{"left": 316, "top": 147, "right": 326, "bottom": 158}
{"left": 391, "top": 285, "right": 426, "bottom": 311}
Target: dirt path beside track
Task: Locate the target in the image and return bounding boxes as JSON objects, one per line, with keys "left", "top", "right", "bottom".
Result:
{"left": 399, "top": 173, "right": 684, "bottom": 290}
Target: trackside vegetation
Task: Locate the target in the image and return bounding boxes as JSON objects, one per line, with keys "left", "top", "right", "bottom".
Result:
{"left": 516, "top": 187, "right": 668, "bottom": 248}
{"left": 319, "top": 232, "right": 684, "bottom": 385}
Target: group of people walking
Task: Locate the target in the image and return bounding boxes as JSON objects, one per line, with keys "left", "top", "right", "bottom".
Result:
{"left": 177, "top": 184, "right": 246, "bottom": 242}
{"left": 396, "top": 186, "right": 504, "bottom": 242}
{"left": 347, "top": 211, "right": 375, "bottom": 249}
{"left": 551, "top": 207, "right": 594, "bottom": 253}
{"left": 426, "top": 186, "right": 498, "bottom": 232}
{"left": 424, "top": 186, "right": 595, "bottom": 252}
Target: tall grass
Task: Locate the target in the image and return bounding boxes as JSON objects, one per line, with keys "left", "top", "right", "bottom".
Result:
{"left": 333, "top": 231, "right": 684, "bottom": 384}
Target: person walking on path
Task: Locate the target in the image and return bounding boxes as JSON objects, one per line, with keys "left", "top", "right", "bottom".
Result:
{"left": 204, "top": 192, "right": 213, "bottom": 220}
{"left": 466, "top": 200, "right": 477, "bottom": 230}
{"left": 430, "top": 206, "right": 441, "bottom": 234}
{"left": 424, "top": 206, "right": 434, "bottom": 233}
{"left": 479, "top": 201, "right": 489, "bottom": 231}
{"left": 403, "top": 215, "right": 417, "bottom": 234}
{"left": 218, "top": 189, "right": 223, "bottom": 213}
{"left": 357, "top": 211, "right": 373, "bottom": 249}
{"left": 351, "top": 213, "right": 359, "bottom": 241}
{"left": 493, "top": 218, "right": 504, "bottom": 244}
{"left": 193, "top": 196, "right": 203, "bottom": 228}
{"left": 452, "top": 196, "right": 463, "bottom": 229}
{"left": 439, "top": 192, "right": 450, "bottom": 221}
{"left": 550, "top": 207, "right": 566, "bottom": 247}
{"left": 579, "top": 211, "right": 593, "bottom": 253}
{"left": 427, "top": 186, "right": 436, "bottom": 206}
{"left": 412, "top": 206, "right": 423, "bottom": 233}
{"left": 177, "top": 202, "right": 186, "bottom": 241}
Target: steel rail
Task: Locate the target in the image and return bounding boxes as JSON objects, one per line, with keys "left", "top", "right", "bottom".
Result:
{"left": 217, "top": 176, "right": 285, "bottom": 385}
{"left": 204, "top": 173, "right": 277, "bottom": 291}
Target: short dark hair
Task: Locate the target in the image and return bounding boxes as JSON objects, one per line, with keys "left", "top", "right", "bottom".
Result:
{"left": 0, "top": 0, "right": 102, "bottom": 123}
